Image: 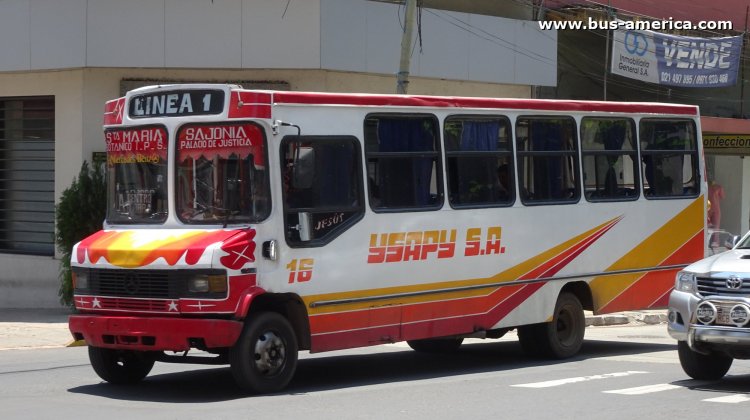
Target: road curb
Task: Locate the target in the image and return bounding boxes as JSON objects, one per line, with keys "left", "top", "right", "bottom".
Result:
{"left": 67, "top": 339, "right": 87, "bottom": 347}
{"left": 586, "top": 311, "right": 667, "bottom": 327}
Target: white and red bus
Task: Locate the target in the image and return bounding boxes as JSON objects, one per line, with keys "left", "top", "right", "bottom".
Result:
{"left": 69, "top": 84, "right": 705, "bottom": 393}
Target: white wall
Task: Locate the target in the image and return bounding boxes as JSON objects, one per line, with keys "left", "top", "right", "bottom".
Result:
{"left": 0, "top": 254, "right": 59, "bottom": 308}
{"left": 0, "top": 0, "right": 556, "bottom": 86}
{"left": 320, "top": 0, "right": 557, "bottom": 86}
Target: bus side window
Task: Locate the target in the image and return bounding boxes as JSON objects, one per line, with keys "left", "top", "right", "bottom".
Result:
{"left": 581, "top": 117, "right": 639, "bottom": 201}
{"left": 516, "top": 117, "right": 580, "bottom": 205}
{"left": 639, "top": 119, "right": 699, "bottom": 198}
{"left": 364, "top": 114, "right": 442, "bottom": 211}
{"left": 444, "top": 115, "right": 514, "bottom": 208}
{"left": 281, "top": 136, "right": 364, "bottom": 246}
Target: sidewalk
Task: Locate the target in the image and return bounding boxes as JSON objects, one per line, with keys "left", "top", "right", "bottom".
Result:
{"left": 0, "top": 308, "right": 668, "bottom": 351}
{"left": 0, "top": 308, "right": 77, "bottom": 350}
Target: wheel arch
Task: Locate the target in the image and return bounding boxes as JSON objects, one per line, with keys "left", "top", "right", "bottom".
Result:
{"left": 244, "top": 292, "right": 311, "bottom": 351}
{"left": 560, "top": 281, "right": 593, "bottom": 311}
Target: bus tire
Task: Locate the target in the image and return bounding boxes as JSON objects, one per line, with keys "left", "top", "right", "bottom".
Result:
{"left": 407, "top": 338, "right": 463, "bottom": 353}
{"left": 229, "top": 312, "right": 298, "bottom": 394}
{"left": 88, "top": 346, "right": 155, "bottom": 384}
{"left": 519, "top": 292, "right": 585, "bottom": 359}
{"left": 677, "top": 341, "right": 732, "bottom": 380}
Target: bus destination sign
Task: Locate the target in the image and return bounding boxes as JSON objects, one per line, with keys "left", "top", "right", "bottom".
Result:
{"left": 128, "top": 89, "right": 224, "bottom": 118}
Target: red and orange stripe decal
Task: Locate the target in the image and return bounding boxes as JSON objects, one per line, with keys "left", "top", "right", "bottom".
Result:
{"left": 306, "top": 217, "right": 622, "bottom": 351}
{"left": 590, "top": 197, "right": 704, "bottom": 313}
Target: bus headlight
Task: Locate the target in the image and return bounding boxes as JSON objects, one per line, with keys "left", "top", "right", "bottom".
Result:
{"left": 675, "top": 271, "right": 696, "bottom": 293}
{"left": 187, "top": 274, "right": 227, "bottom": 294}
{"left": 72, "top": 271, "right": 89, "bottom": 290}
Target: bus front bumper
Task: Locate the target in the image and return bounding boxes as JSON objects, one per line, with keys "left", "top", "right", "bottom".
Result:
{"left": 69, "top": 314, "right": 243, "bottom": 352}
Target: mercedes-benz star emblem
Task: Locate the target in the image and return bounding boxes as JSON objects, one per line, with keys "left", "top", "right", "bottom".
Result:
{"left": 123, "top": 273, "right": 140, "bottom": 295}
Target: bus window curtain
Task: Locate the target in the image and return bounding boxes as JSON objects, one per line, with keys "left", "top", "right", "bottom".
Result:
{"left": 460, "top": 121, "right": 499, "bottom": 151}
{"left": 457, "top": 121, "right": 500, "bottom": 202}
{"left": 603, "top": 124, "right": 625, "bottom": 195}
{"left": 531, "top": 121, "right": 562, "bottom": 199}
{"left": 377, "top": 119, "right": 434, "bottom": 206}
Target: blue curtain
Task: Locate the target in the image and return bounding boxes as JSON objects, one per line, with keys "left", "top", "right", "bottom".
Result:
{"left": 603, "top": 123, "right": 626, "bottom": 151}
{"left": 377, "top": 119, "right": 434, "bottom": 206}
{"left": 460, "top": 121, "right": 499, "bottom": 151}
{"left": 531, "top": 121, "right": 563, "bottom": 199}
{"left": 603, "top": 124, "right": 625, "bottom": 195}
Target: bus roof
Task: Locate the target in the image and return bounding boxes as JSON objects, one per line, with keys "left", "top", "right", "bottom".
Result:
{"left": 270, "top": 91, "right": 699, "bottom": 116}
{"left": 105, "top": 86, "right": 699, "bottom": 125}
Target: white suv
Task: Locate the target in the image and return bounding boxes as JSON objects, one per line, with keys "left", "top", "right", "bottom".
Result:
{"left": 668, "top": 231, "right": 749, "bottom": 380}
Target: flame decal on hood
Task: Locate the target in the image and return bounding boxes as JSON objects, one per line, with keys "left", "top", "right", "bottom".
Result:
{"left": 75, "top": 229, "right": 248, "bottom": 268}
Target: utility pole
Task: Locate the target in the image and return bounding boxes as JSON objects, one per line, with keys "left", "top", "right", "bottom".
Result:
{"left": 603, "top": 1, "right": 612, "bottom": 101}
{"left": 396, "top": 0, "right": 417, "bottom": 94}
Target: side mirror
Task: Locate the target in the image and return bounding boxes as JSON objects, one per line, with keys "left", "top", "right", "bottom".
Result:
{"left": 731, "top": 235, "right": 741, "bottom": 248}
{"left": 297, "top": 212, "right": 312, "bottom": 241}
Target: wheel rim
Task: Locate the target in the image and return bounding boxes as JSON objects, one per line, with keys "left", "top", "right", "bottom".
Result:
{"left": 555, "top": 305, "right": 578, "bottom": 347}
{"left": 253, "top": 331, "right": 286, "bottom": 377}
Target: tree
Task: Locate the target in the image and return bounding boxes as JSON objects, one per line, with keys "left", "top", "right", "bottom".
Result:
{"left": 56, "top": 161, "right": 106, "bottom": 307}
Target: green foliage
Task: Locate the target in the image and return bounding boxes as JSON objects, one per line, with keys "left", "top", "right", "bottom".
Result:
{"left": 56, "top": 161, "right": 106, "bottom": 307}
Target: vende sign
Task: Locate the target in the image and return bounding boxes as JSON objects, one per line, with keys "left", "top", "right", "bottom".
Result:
{"left": 611, "top": 29, "right": 741, "bottom": 87}
{"left": 128, "top": 89, "right": 224, "bottom": 118}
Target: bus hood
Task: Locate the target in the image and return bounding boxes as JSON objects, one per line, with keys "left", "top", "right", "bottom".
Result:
{"left": 72, "top": 228, "right": 257, "bottom": 271}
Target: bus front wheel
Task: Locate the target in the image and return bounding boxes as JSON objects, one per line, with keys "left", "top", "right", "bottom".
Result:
{"left": 518, "top": 292, "right": 585, "bottom": 359}
{"left": 88, "top": 347, "right": 155, "bottom": 384}
{"left": 229, "top": 312, "right": 298, "bottom": 394}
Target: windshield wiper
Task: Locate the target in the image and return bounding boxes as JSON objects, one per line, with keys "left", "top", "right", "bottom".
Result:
{"left": 223, "top": 210, "right": 241, "bottom": 228}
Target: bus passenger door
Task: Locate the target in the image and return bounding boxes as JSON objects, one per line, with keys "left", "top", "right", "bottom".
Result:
{"left": 280, "top": 136, "right": 398, "bottom": 346}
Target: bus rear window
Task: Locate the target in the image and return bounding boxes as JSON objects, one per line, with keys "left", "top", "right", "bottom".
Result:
{"left": 639, "top": 119, "right": 699, "bottom": 198}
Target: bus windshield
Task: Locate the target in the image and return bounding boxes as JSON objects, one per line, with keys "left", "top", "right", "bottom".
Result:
{"left": 105, "top": 126, "right": 168, "bottom": 224}
{"left": 176, "top": 122, "right": 270, "bottom": 224}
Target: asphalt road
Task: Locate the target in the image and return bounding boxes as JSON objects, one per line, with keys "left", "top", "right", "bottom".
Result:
{"left": 2, "top": 324, "right": 750, "bottom": 420}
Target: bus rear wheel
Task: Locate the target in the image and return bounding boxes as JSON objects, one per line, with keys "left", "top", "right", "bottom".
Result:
{"left": 88, "top": 347, "right": 155, "bottom": 384}
{"left": 407, "top": 338, "right": 464, "bottom": 353}
{"left": 229, "top": 312, "right": 298, "bottom": 394}
{"left": 518, "top": 292, "right": 585, "bottom": 359}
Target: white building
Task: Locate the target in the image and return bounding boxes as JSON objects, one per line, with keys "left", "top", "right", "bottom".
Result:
{"left": 0, "top": 0, "right": 556, "bottom": 308}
